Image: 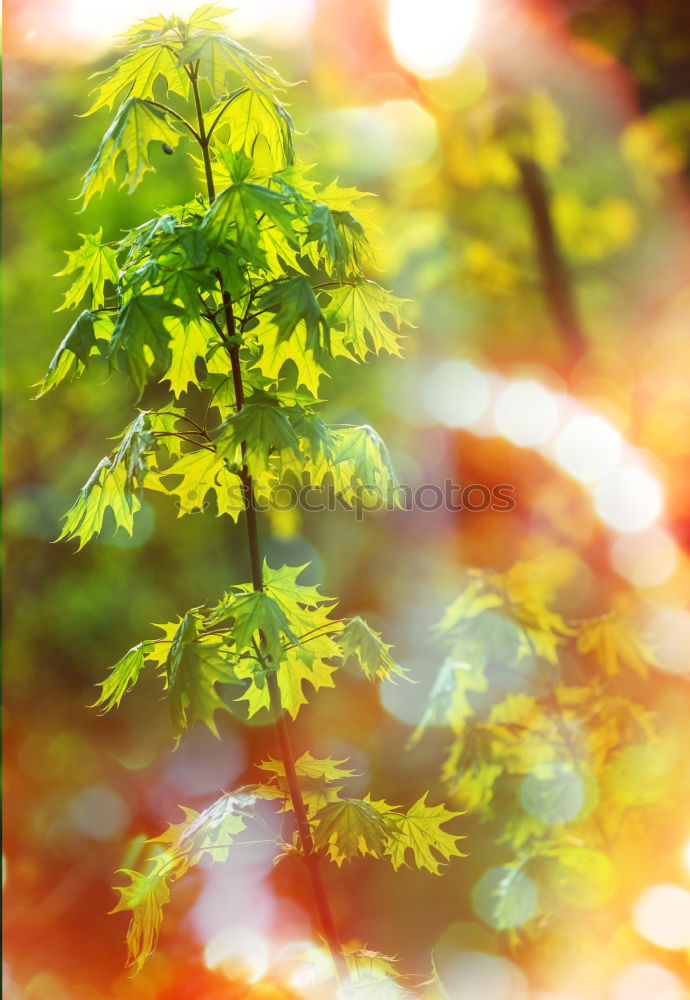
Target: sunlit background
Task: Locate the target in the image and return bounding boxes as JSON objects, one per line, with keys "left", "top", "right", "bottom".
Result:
{"left": 5, "top": 0, "right": 690, "bottom": 997}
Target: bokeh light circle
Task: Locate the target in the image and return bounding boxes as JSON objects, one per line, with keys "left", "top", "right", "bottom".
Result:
{"left": 611, "top": 961, "right": 684, "bottom": 1000}
{"left": 422, "top": 360, "right": 490, "bottom": 428}
{"left": 633, "top": 884, "right": 690, "bottom": 950}
{"left": 594, "top": 466, "right": 663, "bottom": 532}
{"left": 555, "top": 413, "right": 623, "bottom": 482}
{"left": 204, "top": 926, "right": 269, "bottom": 982}
{"left": 494, "top": 380, "right": 559, "bottom": 447}
{"left": 646, "top": 607, "right": 690, "bottom": 676}
{"left": 388, "top": 0, "right": 480, "bottom": 78}
{"left": 611, "top": 528, "right": 678, "bottom": 587}
{"left": 434, "top": 951, "right": 528, "bottom": 1000}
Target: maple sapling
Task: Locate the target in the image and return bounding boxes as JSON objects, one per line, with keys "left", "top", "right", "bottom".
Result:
{"left": 38, "top": 5, "right": 465, "bottom": 990}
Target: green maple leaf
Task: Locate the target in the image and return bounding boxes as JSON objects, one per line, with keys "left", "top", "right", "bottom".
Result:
{"left": 263, "top": 562, "right": 338, "bottom": 635}
{"left": 331, "top": 424, "right": 399, "bottom": 499}
{"left": 114, "top": 787, "right": 257, "bottom": 970}
{"left": 305, "top": 205, "right": 372, "bottom": 277}
{"left": 165, "top": 611, "right": 237, "bottom": 739}
{"left": 256, "top": 276, "right": 329, "bottom": 354}
{"left": 277, "top": 645, "right": 337, "bottom": 718}
{"left": 111, "top": 411, "right": 157, "bottom": 490}
{"left": 258, "top": 751, "right": 356, "bottom": 785}
{"left": 215, "top": 396, "right": 304, "bottom": 480}
{"left": 108, "top": 294, "right": 183, "bottom": 395}
{"left": 202, "top": 179, "right": 296, "bottom": 255}
{"left": 121, "top": 13, "right": 178, "bottom": 44}
{"left": 125, "top": 212, "right": 178, "bottom": 253}
{"left": 160, "top": 316, "right": 213, "bottom": 397}
{"left": 288, "top": 411, "right": 341, "bottom": 475}
{"left": 166, "top": 264, "right": 214, "bottom": 314}
{"left": 33, "top": 310, "right": 113, "bottom": 398}
{"left": 176, "top": 31, "right": 288, "bottom": 99}
{"left": 229, "top": 589, "right": 300, "bottom": 664}
{"left": 383, "top": 794, "right": 465, "bottom": 875}
{"left": 85, "top": 42, "right": 190, "bottom": 115}
{"left": 55, "top": 229, "right": 120, "bottom": 310}
{"left": 234, "top": 643, "right": 337, "bottom": 720}
{"left": 92, "top": 624, "right": 176, "bottom": 712}
{"left": 205, "top": 87, "right": 295, "bottom": 172}
{"left": 173, "top": 224, "right": 209, "bottom": 265}
{"left": 338, "top": 616, "right": 408, "bottom": 682}
{"left": 187, "top": 3, "right": 234, "bottom": 33}
{"left": 325, "top": 278, "right": 409, "bottom": 359}
{"left": 151, "top": 447, "right": 244, "bottom": 519}
{"left": 58, "top": 458, "right": 141, "bottom": 549}
{"left": 111, "top": 857, "right": 172, "bottom": 973}
{"left": 151, "top": 791, "right": 256, "bottom": 870}
{"left": 92, "top": 644, "right": 147, "bottom": 712}
{"left": 58, "top": 410, "right": 185, "bottom": 548}
{"left": 312, "top": 797, "right": 392, "bottom": 866}
{"left": 80, "top": 98, "right": 182, "bottom": 207}
{"left": 249, "top": 312, "right": 333, "bottom": 398}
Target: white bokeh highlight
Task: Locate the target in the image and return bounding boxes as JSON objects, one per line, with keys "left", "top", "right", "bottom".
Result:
{"left": 610, "top": 528, "right": 678, "bottom": 587}
{"left": 633, "top": 884, "right": 690, "bottom": 950}
{"left": 204, "top": 925, "right": 269, "bottom": 982}
{"left": 422, "top": 360, "right": 490, "bottom": 428}
{"left": 494, "top": 380, "right": 560, "bottom": 447}
{"left": 611, "top": 961, "right": 685, "bottom": 1000}
{"left": 555, "top": 414, "right": 623, "bottom": 482}
{"left": 594, "top": 466, "right": 663, "bottom": 533}
{"left": 388, "top": 0, "right": 481, "bottom": 78}
{"left": 646, "top": 607, "right": 690, "bottom": 675}
{"left": 420, "top": 360, "right": 671, "bottom": 585}
{"left": 434, "top": 951, "right": 528, "bottom": 1000}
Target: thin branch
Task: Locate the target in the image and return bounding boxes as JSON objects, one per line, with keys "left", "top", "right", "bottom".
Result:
{"left": 153, "top": 432, "right": 215, "bottom": 452}
{"left": 206, "top": 87, "right": 250, "bottom": 141}
{"left": 142, "top": 99, "right": 201, "bottom": 143}
{"left": 202, "top": 374, "right": 233, "bottom": 432}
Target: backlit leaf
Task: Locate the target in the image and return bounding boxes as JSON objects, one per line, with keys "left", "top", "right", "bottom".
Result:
{"left": 206, "top": 87, "right": 295, "bottom": 171}
{"left": 34, "top": 310, "right": 113, "bottom": 397}
{"left": 80, "top": 98, "right": 182, "bottom": 207}
{"left": 85, "top": 43, "right": 189, "bottom": 116}
{"left": 177, "top": 31, "right": 288, "bottom": 99}
{"left": 324, "top": 279, "right": 409, "bottom": 359}
{"left": 165, "top": 611, "right": 237, "bottom": 739}
{"left": 215, "top": 396, "right": 304, "bottom": 480}
{"left": 55, "top": 229, "right": 120, "bottom": 310}
{"left": 58, "top": 458, "right": 141, "bottom": 549}
{"left": 109, "top": 294, "right": 183, "bottom": 395}
{"left": 384, "top": 794, "right": 465, "bottom": 875}
{"left": 154, "top": 447, "right": 243, "bottom": 520}
{"left": 410, "top": 657, "right": 488, "bottom": 745}
{"left": 114, "top": 788, "right": 257, "bottom": 970}
{"left": 312, "top": 797, "right": 391, "bottom": 866}
{"left": 160, "top": 316, "right": 213, "bottom": 397}
{"left": 339, "top": 616, "right": 407, "bottom": 682}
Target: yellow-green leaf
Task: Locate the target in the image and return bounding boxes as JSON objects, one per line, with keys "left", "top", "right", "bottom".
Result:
{"left": 384, "top": 794, "right": 465, "bottom": 875}
{"left": 80, "top": 98, "right": 182, "bottom": 207}
{"left": 55, "top": 229, "right": 120, "bottom": 310}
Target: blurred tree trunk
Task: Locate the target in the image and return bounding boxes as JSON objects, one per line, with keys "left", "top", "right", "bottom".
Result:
{"left": 517, "top": 154, "right": 588, "bottom": 363}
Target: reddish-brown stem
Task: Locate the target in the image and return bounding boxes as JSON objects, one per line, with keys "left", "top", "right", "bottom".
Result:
{"left": 190, "top": 69, "right": 347, "bottom": 981}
